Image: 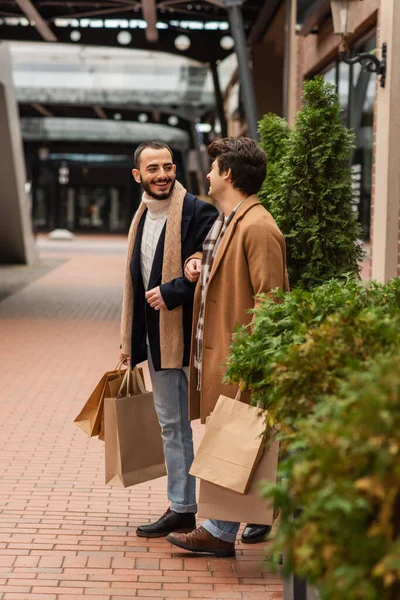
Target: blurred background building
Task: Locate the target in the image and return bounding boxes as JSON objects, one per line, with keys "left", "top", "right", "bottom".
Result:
{"left": 0, "top": 0, "right": 398, "bottom": 282}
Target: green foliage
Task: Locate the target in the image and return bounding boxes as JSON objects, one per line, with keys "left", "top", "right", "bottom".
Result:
{"left": 225, "top": 277, "right": 400, "bottom": 599}
{"left": 258, "top": 113, "right": 289, "bottom": 212}
{"left": 264, "top": 354, "right": 400, "bottom": 600}
{"left": 226, "top": 277, "right": 400, "bottom": 430}
{"left": 259, "top": 76, "right": 364, "bottom": 290}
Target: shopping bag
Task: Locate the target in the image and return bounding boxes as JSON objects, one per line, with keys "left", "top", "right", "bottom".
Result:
{"left": 104, "top": 368, "right": 167, "bottom": 487}
{"left": 189, "top": 394, "right": 265, "bottom": 494}
{"left": 73, "top": 363, "right": 125, "bottom": 437}
{"left": 198, "top": 435, "right": 279, "bottom": 523}
{"left": 98, "top": 366, "right": 144, "bottom": 441}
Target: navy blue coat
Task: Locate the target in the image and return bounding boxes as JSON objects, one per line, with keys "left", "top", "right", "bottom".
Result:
{"left": 129, "top": 193, "right": 218, "bottom": 371}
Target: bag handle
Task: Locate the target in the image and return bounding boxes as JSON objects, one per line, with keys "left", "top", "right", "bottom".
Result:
{"left": 116, "top": 367, "right": 146, "bottom": 398}
{"left": 235, "top": 388, "right": 262, "bottom": 409}
{"left": 114, "top": 359, "right": 125, "bottom": 372}
{"left": 117, "top": 368, "right": 132, "bottom": 398}
{"left": 132, "top": 367, "right": 146, "bottom": 393}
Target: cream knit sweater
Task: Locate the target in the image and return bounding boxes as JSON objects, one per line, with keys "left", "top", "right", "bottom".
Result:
{"left": 140, "top": 194, "right": 171, "bottom": 290}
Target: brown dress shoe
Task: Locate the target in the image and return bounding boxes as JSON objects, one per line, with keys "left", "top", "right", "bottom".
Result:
{"left": 166, "top": 526, "right": 235, "bottom": 558}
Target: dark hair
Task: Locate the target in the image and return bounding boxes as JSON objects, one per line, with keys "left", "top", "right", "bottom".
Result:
{"left": 133, "top": 141, "right": 174, "bottom": 169}
{"left": 207, "top": 137, "right": 267, "bottom": 196}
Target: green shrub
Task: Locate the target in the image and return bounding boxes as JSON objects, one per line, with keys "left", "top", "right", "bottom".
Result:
{"left": 264, "top": 353, "right": 400, "bottom": 600}
{"left": 258, "top": 113, "right": 289, "bottom": 212}
{"left": 263, "top": 76, "right": 364, "bottom": 290}
{"left": 226, "top": 277, "right": 400, "bottom": 432}
{"left": 226, "top": 277, "right": 400, "bottom": 599}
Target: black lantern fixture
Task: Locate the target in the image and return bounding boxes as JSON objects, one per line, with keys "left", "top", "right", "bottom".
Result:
{"left": 330, "top": 0, "right": 387, "bottom": 87}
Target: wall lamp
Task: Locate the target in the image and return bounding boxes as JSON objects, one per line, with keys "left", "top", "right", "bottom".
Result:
{"left": 330, "top": 0, "right": 387, "bottom": 88}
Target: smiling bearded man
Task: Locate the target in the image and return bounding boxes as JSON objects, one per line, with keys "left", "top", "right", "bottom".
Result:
{"left": 119, "top": 141, "right": 218, "bottom": 537}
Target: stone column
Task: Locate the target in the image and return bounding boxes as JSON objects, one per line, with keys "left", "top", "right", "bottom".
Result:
{"left": 371, "top": 0, "right": 400, "bottom": 282}
{"left": 0, "top": 42, "right": 37, "bottom": 264}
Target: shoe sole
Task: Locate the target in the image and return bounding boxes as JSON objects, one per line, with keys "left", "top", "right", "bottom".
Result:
{"left": 240, "top": 535, "right": 269, "bottom": 545}
{"left": 136, "top": 527, "right": 194, "bottom": 539}
{"left": 166, "top": 534, "right": 235, "bottom": 558}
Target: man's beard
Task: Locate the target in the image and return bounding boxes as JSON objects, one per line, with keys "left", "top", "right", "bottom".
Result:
{"left": 142, "top": 177, "right": 176, "bottom": 200}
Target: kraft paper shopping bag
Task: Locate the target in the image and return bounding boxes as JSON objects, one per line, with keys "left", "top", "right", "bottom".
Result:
{"left": 104, "top": 368, "right": 166, "bottom": 488}
{"left": 190, "top": 394, "right": 266, "bottom": 494}
{"left": 198, "top": 436, "right": 279, "bottom": 523}
{"left": 73, "top": 363, "right": 124, "bottom": 437}
{"left": 98, "top": 366, "right": 144, "bottom": 441}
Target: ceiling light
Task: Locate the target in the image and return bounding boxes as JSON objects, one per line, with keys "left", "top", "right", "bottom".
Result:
{"left": 220, "top": 35, "right": 234, "bottom": 50}
{"left": 196, "top": 123, "right": 212, "bottom": 133}
{"left": 70, "top": 30, "right": 81, "bottom": 42}
{"left": 168, "top": 116, "right": 179, "bottom": 126}
{"left": 117, "top": 30, "right": 132, "bottom": 45}
{"left": 174, "top": 34, "right": 191, "bottom": 51}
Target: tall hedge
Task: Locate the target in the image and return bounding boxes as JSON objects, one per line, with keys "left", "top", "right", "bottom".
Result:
{"left": 258, "top": 113, "right": 289, "bottom": 213}
{"left": 262, "top": 76, "right": 364, "bottom": 290}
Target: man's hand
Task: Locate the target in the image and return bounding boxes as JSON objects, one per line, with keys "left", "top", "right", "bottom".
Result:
{"left": 119, "top": 352, "right": 130, "bottom": 366}
{"left": 145, "top": 286, "right": 166, "bottom": 311}
{"left": 184, "top": 259, "right": 202, "bottom": 283}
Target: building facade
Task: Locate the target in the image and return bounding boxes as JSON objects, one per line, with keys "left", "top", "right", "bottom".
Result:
{"left": 292, "top": 0, "right": 400, "bottom": 282}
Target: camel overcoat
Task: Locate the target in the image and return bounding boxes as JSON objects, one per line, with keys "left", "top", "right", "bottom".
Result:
{"left": 188, "top": 195, "right": 290, "bottom": 423}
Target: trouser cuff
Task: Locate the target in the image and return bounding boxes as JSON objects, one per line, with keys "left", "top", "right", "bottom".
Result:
{"left": 170, "top": 502, "right": 198, "bottom": 514}
{"left": 202, "top": 520, "right": 237, "bottom": 543}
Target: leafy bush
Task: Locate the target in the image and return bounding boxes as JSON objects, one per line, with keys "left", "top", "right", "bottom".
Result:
{"left": 226, "top": 277, "right": 400, "bottom": 599}
{"left": 226, "top": 277, "right": 400, "bottom": 431}
{"left": 260, "top": 76, "right": 364, "bottom": 290}
{"left": 258, "top": 113, "right": 289, "bottom": 212}
{"left": 265, "top": 354, "right": 400, "bottom": 600}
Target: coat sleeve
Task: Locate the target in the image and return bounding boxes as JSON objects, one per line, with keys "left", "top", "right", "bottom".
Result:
{"left": 244, "top": 220, "right": 289, "bottom": 312}
{"left": 160, "top": 202, "right": 218, "bottom": 310}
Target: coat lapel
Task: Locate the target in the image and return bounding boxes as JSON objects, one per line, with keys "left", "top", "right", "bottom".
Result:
{"left": 207, "top": 195, "right": 260, "bottom": 287}
{"left": 131, "top": 211, "right": 147, "bottom": 290}
{"left": 148, "top": 222, "right": 166, "bottom": 289}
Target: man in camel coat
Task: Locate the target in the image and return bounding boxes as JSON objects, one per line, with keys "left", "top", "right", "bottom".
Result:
{"left": 166, "top": 136, "right": 290, "bottom": 557}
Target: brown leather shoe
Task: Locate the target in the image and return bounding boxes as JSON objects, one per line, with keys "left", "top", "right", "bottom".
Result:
{"left": 166, "top": 526, "right": 235, "bottom": 557}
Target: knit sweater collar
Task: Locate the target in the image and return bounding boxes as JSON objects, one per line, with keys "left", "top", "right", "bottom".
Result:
{"left": 142, "top": 192, "right": 171, "bottom": 219}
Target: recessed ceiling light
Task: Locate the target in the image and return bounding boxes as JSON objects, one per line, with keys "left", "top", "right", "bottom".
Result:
{"left": 117, "top": 30, "right": 132, "bottom": 45}
{"left": 174, "top": 34, "right": 191, "bottom": 51}
{"left": 70, "top": 30, "right": 81, "bottom": 42}
{"left": 220, "top": 35, "right": 234, "bottom": 50}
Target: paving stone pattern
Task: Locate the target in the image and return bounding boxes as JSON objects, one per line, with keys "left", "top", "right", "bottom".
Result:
{"left": 0, "top": 236, "right": 283, "bottom": 600}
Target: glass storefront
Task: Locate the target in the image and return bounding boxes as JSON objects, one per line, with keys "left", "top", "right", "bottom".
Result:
{"left": 58, "top": 186, "right": 126, "bottom": 232}
{"left": 323, "top": 35, "right": 376, "bottom": 240}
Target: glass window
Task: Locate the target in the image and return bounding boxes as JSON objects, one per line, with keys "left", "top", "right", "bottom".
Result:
{"left": 321, "top": 33, "right": 376, "bottom": 240}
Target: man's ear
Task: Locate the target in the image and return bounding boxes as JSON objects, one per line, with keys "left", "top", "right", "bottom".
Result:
{"left": 173, "top": 164, "right": 177, "bottom": 173}
{"left": 132, "top": 168, "right": 141, "bottom": 184}
{"left": 222, "top": 168, "right": 232, "bottom": 182}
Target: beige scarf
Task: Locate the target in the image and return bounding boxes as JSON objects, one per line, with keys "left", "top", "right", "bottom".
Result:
{"left": 120, "top": 180, "right": 187, "bottom": 369}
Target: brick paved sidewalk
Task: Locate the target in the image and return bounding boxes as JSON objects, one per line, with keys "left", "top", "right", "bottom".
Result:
{"left": 0, "top": 236, "right": 283, "bottom": 600}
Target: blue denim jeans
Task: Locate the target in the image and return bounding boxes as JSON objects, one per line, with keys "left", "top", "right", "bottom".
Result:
{"left": 147, "top": 348, "right": 197, "bottom": 514}
{"left": 202, "top": 520, "right": 240, "bottom": 543}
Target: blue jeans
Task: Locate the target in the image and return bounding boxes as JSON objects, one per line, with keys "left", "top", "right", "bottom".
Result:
{"left": 147, "top": 348, "right": 197, "bottom": 514}
{"left": 203, "top": 520, "right": 240, "bottom": 543}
